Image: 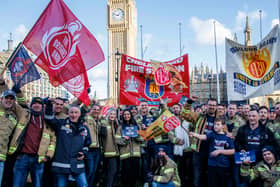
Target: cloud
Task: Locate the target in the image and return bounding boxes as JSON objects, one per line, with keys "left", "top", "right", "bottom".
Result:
{"left": 235, "top": 10, "right": 266, "bottom": 32}
{"left": 271, "top": 19, "right": 279, "bottom": 28}
{"left": 189, "top": 17, "right": 232, "bottom": 45}
{"left": 88, "top": 67, "right": 107, "bottom": 82}
{"left": 143, "top": 33, "right": 152, "bottom": 48}
{"left": 14, "top": 24, "right": 28, "bottom": 46}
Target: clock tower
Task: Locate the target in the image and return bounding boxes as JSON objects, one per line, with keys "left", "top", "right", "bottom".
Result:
{"left": 107, "top": 0, "right": 137, "bottom": 104}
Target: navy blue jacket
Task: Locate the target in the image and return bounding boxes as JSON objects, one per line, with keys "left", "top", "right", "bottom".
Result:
{"left": 45, "top": 116, "right": 91, "bottom": 174}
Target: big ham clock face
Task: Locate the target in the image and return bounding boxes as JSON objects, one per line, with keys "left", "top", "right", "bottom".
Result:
{"left": 112, "top": 8, "right": 124, "bottom": 21}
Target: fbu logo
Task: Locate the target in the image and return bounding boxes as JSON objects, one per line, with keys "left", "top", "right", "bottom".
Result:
{"left": 144, "top": 78, "right": 164, "bottom": 99}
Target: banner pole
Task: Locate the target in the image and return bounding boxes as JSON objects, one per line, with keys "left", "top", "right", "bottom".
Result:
{"left": 0, "top": 42, "right": 23, "bottom": 76}
{"left": 213, "top": 21, "right": 220, "bottom": 103}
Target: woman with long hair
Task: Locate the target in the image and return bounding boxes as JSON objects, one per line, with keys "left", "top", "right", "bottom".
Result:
{"left": 115, "top": 109, "right": 143, "bottom": 187}
{"left": 101, "top": 108, "right": 120, "bottom": 187}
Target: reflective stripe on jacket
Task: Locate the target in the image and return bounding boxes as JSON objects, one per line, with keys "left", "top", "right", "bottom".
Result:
{"left": 0, "top": 106, "right": 18, "bottom": 161}
{"left": 241, "top": 160, "right": 280, "bottom": 187}
{"left": 85, "top": 115, "right": 100, "bottom": 148}
{"left": 101, "top": 119, "right": 119, "bottom": 157}
{"left": 115, "top": 124, "right": 143, "bottom": 160}
{"left": 153, "top": 158, "right": 181, "bottom": 187}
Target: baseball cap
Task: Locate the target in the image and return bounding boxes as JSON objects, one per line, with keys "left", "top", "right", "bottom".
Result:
{"left": 2, "top": 90, "right": 16, "bottom": 98}
{"left": 269, "top": 107, "right": 275, "bottom": 113}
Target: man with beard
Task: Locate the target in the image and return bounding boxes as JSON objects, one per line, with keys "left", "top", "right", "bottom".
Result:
{"left": 53, "top": 97, "right": 68, "bottom": 119}
{"left": 181, "top": 97, "right": 217, "bottom": 187}
{"left": 258, "top": 106, "right": 270, "bottom": 126}
{"left": 10, "top": 97, "right": 56, "bottom": 187}
{"left": 0, "top": 89, "right": 20, "bottom": 186}
{"left": 42, "top": 97, "right": 67, "bottom": 187}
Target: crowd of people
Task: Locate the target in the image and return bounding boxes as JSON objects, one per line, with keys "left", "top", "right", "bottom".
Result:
{"left": 0, "top": 75, "right": 279, "bottom": 187}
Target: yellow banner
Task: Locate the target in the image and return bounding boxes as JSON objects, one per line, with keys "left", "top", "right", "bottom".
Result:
{"left": 138, "top": 110, "right": 180, "bottom": 140}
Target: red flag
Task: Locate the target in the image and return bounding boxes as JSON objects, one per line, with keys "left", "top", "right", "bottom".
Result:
{"left": 119, "top": 54, "right": 189, "bottom": 107}
{"left": 62, "top": 72, "right": 90, "bottom": 106}
{"left": 23, "top": 0, "right": 104, "bottom": 86}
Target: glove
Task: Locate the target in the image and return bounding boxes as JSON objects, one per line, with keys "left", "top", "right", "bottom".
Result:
{"left": 42, "top": 97, "right": 51, "bottom": 105}
{"left": 44, "top": 98, "right": 53, "bottom": 116}
{"left": 12, "top": 85, "right": 21, "bottom": 94}
{"left": 146, "top": 172, "right": 154, "bottom": 183}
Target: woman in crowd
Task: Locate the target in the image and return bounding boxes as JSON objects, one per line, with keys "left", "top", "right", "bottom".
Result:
{"left": 44, "top": 101, "right": 91, "bottom": 187}
{"left": 101, "top": 108, "right": 120, "bottom": 187}
{"left": 115, "top": 109, "right": 144, "bottom": 187}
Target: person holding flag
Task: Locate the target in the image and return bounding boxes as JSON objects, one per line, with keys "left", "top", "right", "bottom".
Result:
{"left": 0, "top": 77, "right": 24, "bottom": 186}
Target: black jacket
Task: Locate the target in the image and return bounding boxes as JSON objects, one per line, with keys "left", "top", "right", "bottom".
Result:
{"left": 235, "top": 122, "right": 279, "bottom": 162}
{"left": 45, "top": 116, "right": 91, "bottom": 174}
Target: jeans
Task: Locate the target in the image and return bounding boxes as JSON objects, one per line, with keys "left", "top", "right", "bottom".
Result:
{"left": 13, "top": 154, "right": 44, "bottom": 187}
{"left": 56, "top": 172, "right": 88, "bottom": 187}
{"left": 152, "top": 181, "right": 175, "bottom": 187}
{"left": 0, "top": 161, "right": 4, "bottom": 186}
{"left": 85, "top": 148, "right": 101, "bottom": 186}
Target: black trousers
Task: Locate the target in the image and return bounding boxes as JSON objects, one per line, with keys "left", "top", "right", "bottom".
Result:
{"left": 121, "top": 157, "right": 140, "bottom": 187}
{"left": 208, "top": 166, "right": 231, "bottom": 187}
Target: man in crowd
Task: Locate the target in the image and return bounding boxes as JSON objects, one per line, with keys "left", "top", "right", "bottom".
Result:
{"left": 53, "top": 97, "right": 68, "bottom": 119}
{"left": 258, "top": 106, "right": 270, "bottom": 126}
{"left": 134, "top": 100, "right": 157, "bottom": 187}
{"left": 216, "top": 103, "right": 226, "bottom": 118}
{"left": 268, "top": 107, "right": 276, "bottom": 121}
{"left": 85, "top": 104, "right": 102, "bottom": 187}
{"left": 0, "top": 87, "right": 20, "bottom": 186}
{"left": 181, "top": 97, "right": 217, "bottom": 187}
{"left": 235, "top": 108, "right": 279, "bottom": 186}
{"left": 10, "top": 96, "right": 56, "bottom": 187}
{"left": 172, "top": 103, "right": 192, "bottom": 186}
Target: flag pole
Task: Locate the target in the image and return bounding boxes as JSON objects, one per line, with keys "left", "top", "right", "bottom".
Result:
{"left": 259, "top": 10, "right": 263, "bottom": 40}
{"left": 140, "top": 25, "right": 144, "bottom": 60}
{"left": 213, "top": 21, "right": 220, "bottom": 103}
{"left": 179, "top": 22, "right": 182, "bottom": 56}
{"left": 0, "top": 42, "right": 23, "bottom": 76}
{"left": 279, "top": 0, "right": 280, "bottom": 25}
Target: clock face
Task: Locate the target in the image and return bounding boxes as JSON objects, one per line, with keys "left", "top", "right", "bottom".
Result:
{"left": 112, "top": 8, "right": 124, "bottom": 21}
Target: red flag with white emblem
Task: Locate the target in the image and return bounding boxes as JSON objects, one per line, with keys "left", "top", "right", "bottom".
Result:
{"left": 23, "top": 0, "right": 104, "bottom": 86}
{"left": 62, "top": 72, "right": 90, "bottom": 106}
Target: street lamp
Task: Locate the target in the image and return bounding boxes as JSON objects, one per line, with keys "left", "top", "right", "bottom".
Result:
{"left": 208, "top": 74, "right": 212, "bottom": 98}
{"left": 115, "top": 48, "right": 122, "bottom": 105}
{"left": 115, "top": 48, "right": 121, "bottom": 81}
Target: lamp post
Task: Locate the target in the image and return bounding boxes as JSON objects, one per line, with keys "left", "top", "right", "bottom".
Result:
{"left": 208, "top": 74, "right": 212, "bottom": 98}
{"left": 115, "top": 48, "right": 121, "bottom": 105}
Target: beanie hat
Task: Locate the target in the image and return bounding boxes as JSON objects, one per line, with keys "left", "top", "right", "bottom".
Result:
{"left": 30, "top": 97, "right": 43, "bottom": 106}
{"left": 262, "top": 146, "right": 277, "bottom": 157}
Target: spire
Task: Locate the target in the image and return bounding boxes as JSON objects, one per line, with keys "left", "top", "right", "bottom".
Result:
{"left": 233, "top": 32, "right": 238, "bottom": 42}
{"left": 8, "top": 32, "right": 13, "bottom": 51}
{"left": 244, "top": 16, "right": 252, "bottom": 46}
